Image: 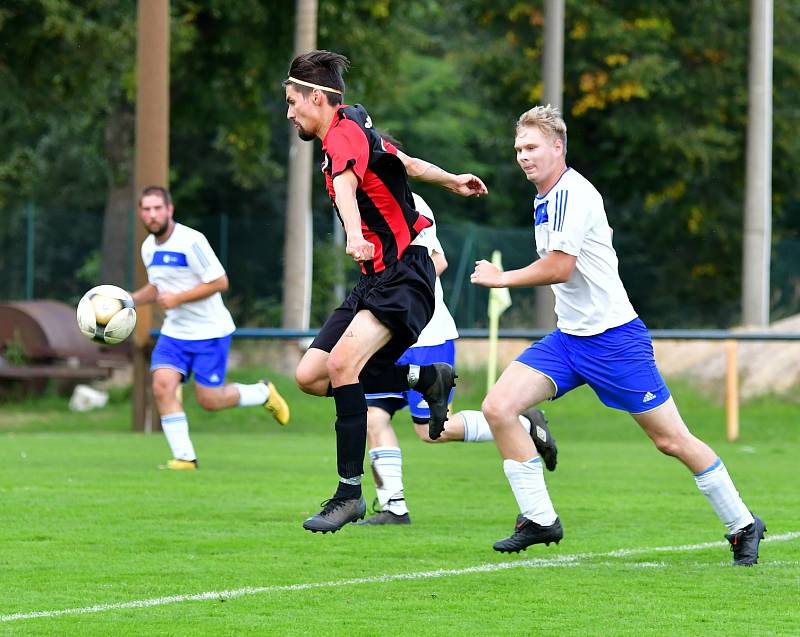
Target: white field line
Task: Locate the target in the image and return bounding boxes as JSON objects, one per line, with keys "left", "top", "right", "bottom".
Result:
{"left": 2, "top": 531, "right": 798, "bottom": 623}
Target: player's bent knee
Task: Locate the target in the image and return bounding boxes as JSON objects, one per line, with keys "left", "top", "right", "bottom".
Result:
{"left": 325, "top": 353, "right": 357, "bottom": 384}
{"left": 651, "top": 435, "right": 683, "bottom": 458}
{"left": 481, "top": 395, "right": 506, "bottom": 427}
{"left": 152, "top": 380, "right": 177, "bottom": 404}
{"left": 295, "top": 366, "right": 326, "bottom": 396}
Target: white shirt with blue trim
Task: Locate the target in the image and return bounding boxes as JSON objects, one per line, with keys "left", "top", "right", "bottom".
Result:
{"left": 533, "top": 168, "right": 637, "bottom": 336}
{"left": 141, "top": 223, "right": 236, "bottom": 340}
{"left": 410, "top": 193, "right": 459, "bottom": 347}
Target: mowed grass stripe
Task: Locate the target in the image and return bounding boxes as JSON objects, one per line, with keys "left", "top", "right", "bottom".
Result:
{"left": 3, "top": 532, "right": 798, "bottom": 624}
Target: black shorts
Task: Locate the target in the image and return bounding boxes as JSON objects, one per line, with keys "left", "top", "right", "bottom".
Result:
{"left": 310, "top": 245, "right": 435, "bottom": 375}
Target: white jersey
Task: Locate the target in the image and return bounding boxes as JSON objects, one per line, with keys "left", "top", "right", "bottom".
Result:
{"left": 141, "top": 223, "right": 236, "bottom": 340}
{"left": 410, "top": 194, "right": 459, "bottom": 347}
{"left": 533, "top": 168, "right": 637, "bottom": 336}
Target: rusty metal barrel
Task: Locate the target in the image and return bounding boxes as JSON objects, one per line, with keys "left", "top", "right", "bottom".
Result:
{"left": 0, "top": 300, "right": 128, "bottom": 395}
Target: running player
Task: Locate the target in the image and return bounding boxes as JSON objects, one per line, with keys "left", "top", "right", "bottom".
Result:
{"left": 131, "top": 186, "right": 289, "bottom": 470}
{"left": 471, "top": 105, "right": 765, "bottom": 565}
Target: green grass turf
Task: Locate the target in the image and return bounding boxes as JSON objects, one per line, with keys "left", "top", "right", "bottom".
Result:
{"left": 0, "top": 368, "right": 798, "bottom": 636}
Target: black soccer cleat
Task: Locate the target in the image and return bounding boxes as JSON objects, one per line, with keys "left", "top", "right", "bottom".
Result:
{"left": 521, "top": 407, "right": 558, "bottom": 472}
{"left": 356, "top": 510, "right": 411, "bottom": 525}
{"left": 303, "top": 495, "right": 367, "bottom": 534}
{"left": 493, "top": 514, "right": 563, "bottom": 553}
{"left": 423, "top": 363, "right": 457, "bottom": 441}
{"left": 725, "top": 514, "right": 766, "bottom": 566}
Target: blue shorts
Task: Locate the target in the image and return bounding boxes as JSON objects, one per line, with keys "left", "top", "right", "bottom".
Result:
{"left": 151, "top": 334, "right": 232, "bottom": 388}
{"left": 366, "top": 340, "right": 456, "bottom": 423}
{"left": 515, "top": 318, "right": 670, "bottom": 414}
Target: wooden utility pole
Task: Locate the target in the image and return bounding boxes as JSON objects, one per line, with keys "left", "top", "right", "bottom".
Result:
{"left": 535, "top": 0, "right": 564, "bottom": 330}
{"left": 741, "top": 0, "right": 773, "bottom": 326}
{"left": 133, "top": 0, "right": 170, "bottom": 431}
{"left": 280, "top": 0, "right": 318, "bottom": 373}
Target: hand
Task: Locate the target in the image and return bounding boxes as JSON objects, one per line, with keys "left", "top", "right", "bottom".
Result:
{"left": 449, "top": 173, "right": 489, "bottom": 197}
{"left": 346, "top": 236, "right": 374, "bottom": 263}
{"left": 156, "top": 291, "right": 180, "bottom": 310}
{"left": 470, "top": 260, "right": 504, "bottom": 287}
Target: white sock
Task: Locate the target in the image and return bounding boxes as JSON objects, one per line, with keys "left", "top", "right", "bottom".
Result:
{"left": 370, "top": 447, "right": 408, "bottom": 515}
{"left": 235, "top": 382, "right": 270, "bottom": 407}
{"left": 503, "top": 457, "right": 557, "bottom": 526}
{"left": 160, "top": 412, "right": 196, "bottom": 461}
{"left": 462, "top": 411, "right": 533, "bottom": 442}
{"left": 462, "top": 410, "right": 494, "bottom": 442}
{"left": 694, "top": 458, "right": 754, "bottom": 533}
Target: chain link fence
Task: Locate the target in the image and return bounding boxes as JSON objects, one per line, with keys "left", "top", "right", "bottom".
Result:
{"left": 2, "top": 205, "right": 799, "bottom": 329}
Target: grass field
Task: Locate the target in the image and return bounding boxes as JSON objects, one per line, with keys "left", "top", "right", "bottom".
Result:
{"left": 0, "top": 367, "right": 798, "bottom": 636}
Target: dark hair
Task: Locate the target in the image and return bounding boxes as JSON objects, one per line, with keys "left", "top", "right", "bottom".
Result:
{"left": 284, "top": 50, "right": 349, "bottom": 106}
{"left": 138, "top": 185, "right": 172, "bottom": 207}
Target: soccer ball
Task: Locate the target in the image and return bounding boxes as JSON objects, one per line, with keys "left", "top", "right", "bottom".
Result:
{"left": 76, "top": 285, "right": 137, "bottom": 345}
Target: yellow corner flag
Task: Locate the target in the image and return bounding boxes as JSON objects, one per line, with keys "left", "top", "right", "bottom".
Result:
{"left": 487, "top": 250, "right": 512, "bottom": 393}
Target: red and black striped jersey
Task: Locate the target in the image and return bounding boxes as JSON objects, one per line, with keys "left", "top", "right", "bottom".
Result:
{"left": 321, "top": 104, "right": 432, "bottom": 274}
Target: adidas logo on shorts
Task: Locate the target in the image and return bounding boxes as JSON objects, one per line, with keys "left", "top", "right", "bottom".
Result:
{"left": 642, "top": 391, "right": 657, "bottom": 403}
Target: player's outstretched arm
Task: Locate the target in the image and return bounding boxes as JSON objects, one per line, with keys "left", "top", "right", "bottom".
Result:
{"left": 396, "top": 149, "right": 488, "bottom": 198}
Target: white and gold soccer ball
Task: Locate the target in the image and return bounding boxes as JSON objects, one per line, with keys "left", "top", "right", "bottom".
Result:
{"left": 76, "top": 285, "right": 137, "bottom": 345}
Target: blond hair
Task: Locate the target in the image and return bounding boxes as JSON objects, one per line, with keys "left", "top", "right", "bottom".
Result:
{"left": 516, "top": 104, "right": 567, "bottom": 154}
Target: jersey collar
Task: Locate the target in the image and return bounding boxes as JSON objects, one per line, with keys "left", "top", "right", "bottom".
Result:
{"left": 535, "top": 167, "right": 571, "bottom": 199}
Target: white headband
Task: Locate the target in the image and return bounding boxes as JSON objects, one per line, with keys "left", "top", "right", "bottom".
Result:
{"left": 287, "top": 76, "right": 343, "bottom": 95}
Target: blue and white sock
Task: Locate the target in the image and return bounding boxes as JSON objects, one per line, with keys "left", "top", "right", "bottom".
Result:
{"left": 503, "top": 457, "right": 557, "bottom": 526}
{"left": 370, "top": 446, "right": 407, "bottom": 515}
{"left": 694, "top": 458, "right": 754, "bottom": 533}
{"left": 160, "top": 412, "right": 196, "bottom": 461}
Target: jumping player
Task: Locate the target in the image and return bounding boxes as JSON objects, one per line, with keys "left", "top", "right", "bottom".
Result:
{"left": 284, "top": 50, "right": 487, "bottom": 533}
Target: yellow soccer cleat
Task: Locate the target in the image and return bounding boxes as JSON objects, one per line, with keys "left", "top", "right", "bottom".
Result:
{"left": 159, "top": 458, "right": 198, "bottom": 471}
{"left": 262, "top": 380, "right": 290, "bottom": 426}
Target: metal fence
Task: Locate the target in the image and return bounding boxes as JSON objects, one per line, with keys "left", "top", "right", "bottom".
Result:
{"left": 2, "top": 205, "right": 800, "bottom": 329}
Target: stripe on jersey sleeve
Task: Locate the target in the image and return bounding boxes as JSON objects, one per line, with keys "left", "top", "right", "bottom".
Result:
{"left": 553, "top": 190, "right": 568, "bottom": 232}
{"left": 191, "top": 242, "right": 211, "bottom": 270}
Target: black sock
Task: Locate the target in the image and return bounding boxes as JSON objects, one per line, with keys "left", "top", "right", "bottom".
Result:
{"left": 332, "top": 383, "right": 367, "bottom": 483}
{"left": 414, "top": 364, "right": 438, "bottom": 394}
{"left": 334, "top": 481, "right": 361, "bottom": 500}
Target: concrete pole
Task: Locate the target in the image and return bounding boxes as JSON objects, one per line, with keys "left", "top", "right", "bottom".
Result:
{"left": 280, "top": 0, "right": 317, "bottom": 373}
{"left": 535, "top": 0, "right": 564, "bottom": 330}
{"left": 741, "top": 0, "right": 773, "bottom": 327}
{"left": 133, "top": 0, "right": 170, "bottom": 431}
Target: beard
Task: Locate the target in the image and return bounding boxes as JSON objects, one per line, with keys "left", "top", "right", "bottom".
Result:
{"left": 149, "top": 220, "right": 170, "bottom": 238}
{"left": 296, "top": 126, "right": 315, "bottom": 142}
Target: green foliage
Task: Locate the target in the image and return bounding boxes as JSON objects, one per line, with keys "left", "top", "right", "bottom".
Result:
{"left": 0, "top": 0, "right": 135, "bottom": 210}
{"left": 2, "top": 0, "right": 800, "bottom": 326}
{"left": 2, "top": 329, "right": 30, "bottom": 366}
